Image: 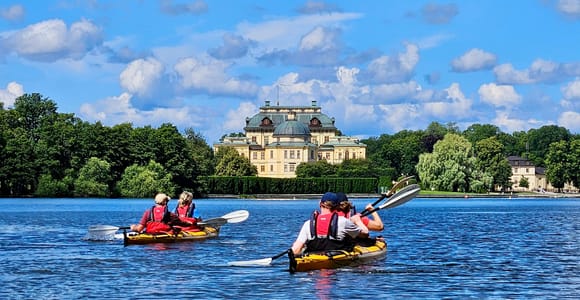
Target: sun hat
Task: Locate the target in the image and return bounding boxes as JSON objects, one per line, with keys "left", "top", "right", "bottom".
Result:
{"left": 154, "top": 193, "right": 170, "bottom": 204}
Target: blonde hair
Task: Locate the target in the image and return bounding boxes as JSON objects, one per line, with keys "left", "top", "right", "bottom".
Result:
{"left": 178, "top": 191, "right": 193, "bottom": 206}
{"left": 154, "top": 193, "right": 170, "bottom": 204}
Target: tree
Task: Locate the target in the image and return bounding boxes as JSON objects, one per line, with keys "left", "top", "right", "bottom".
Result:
{"left": 336, "top": 159, "right": 377, "bottom": 178}
{"left": 117, "top": 160, "right": 176, "bottom": 198}
{"left": 463, "top": 124, "right": 501, "bottom": 146}
{"left": 545, "top": 141, "right": 568, "bottom": 192}
{"left": 74, "top": 157, "right": 112, "bottom": 197}
{"left": 568, "top": 139, "right": 580, "bottom": 189}
{"left": 295, "top": 160, "right": 337, "bottom": 177}
{"left": 184, "top": 128, "right": 215, "bottom": 177}
{"left": 416, "top": 133, "right": 475, "bottom": 192}
{"left": 214, "top": 147, "right": 257, "bottom": 176}
{"left": 526, "top": 125, "right": 571, "bottom": 167}
{"left": 475, "top": 137, "right": 512, "bottom": 191}
{"left": 519, "top": 176, "right": 529, "bottom": 189}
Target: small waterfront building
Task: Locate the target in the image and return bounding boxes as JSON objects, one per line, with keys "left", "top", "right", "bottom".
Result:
{"left": 213, "top": 100, "right": 366, "bottom": 178}
{"left": 508, "top": 155, "right": 578, "bottom": 193}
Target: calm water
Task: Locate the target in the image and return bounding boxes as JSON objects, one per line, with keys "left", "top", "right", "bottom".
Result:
{"left": 1, "top": 197, "right": 578, "bottom": 299}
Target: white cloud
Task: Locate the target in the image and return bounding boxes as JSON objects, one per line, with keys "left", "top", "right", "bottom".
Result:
{"left": 494, "top": 59, "right": 580, "bottom": 84}
{"left": 222, "top": 101, "right": 258, "bottom": 133}
{"left": 561, "top": 78, "right": 580, "bottom": 100}
{"left": 371, "top": 81, "right": 421, "bottom": 102}
{"left": 424, "top": 83, "right": 472, "bottom": 119}
{"left": 120, "top": 58, "right": 165, "bottom": 98}
{"left": 451, "top": 48, "right": 497, "bottom": 72}
{"left": 366, "top": 43, "right": 419, "bottom": 83}
{"left": 493, "top": 111, "right": 542, "bottom": 133}
{"left": 0, "top": 4, "right": 24, "bottom": 21}
{"left": 478, "top": 83, "right": 521, "bottom": 107}
{"left": 3, "top": 19, "right": 102, "bottom": 62}
{"left": 558, "top": 111, "right": 580, "bottom": 131}
{"left": 0, "top": 82, "right": 24, "bottom": 107}
{"left": 174, "top": 56, "right": 259, "bottom": 97}
{"left": 299, "top": 26, "right": 339, "bottom": 52}
{"left": 557, "top": 0, "right": 580, "bottom": 18}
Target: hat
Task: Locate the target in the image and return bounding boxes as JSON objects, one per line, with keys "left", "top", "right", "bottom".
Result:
{"left": 320, "top": 192, "right": 339, "bottom": 206}
{"left": 335, "top": 192, "right": 348, "bottom": 203}
{"left": 154, "top": 193, "right": 170, "bottom": 204}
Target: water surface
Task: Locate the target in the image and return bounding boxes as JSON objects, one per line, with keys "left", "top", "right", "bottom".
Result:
{"left": 0, "top": 197, "right": 578, "bottom": 299}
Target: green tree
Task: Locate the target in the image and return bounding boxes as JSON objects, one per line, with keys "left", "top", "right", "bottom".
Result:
{"left": 215, "top": 147, "right": 257, "bottom": 176}
{"left": 416, "top": 133, "right": 475, "bottom": 192}
{"left": 545, "top": 141, "right": 568, "bottom": 192}
{"left": 527, "top": 125, "right": 571, "bottom": 167}
{"left": 568, "top": 139, "right": 580, "bottom": 189}
{"left": 463, "top": 123, "right": 501, "bottom": 146}
{"left": 295, "top": 160, "right": 337, "bottom": 177}
{"left": 34, "top": 174, "right": 72, "bottom": 197}
{"left": 184, "top": 128, "right": 215, "bottom": 177}
{"left": 74, "top": 157, "right": 112, "bottom": 197}
{"left": 336, "top": 158, "right": 377, "bottom": 177}
{"left": 519, "top": 176, "right": 529, "bottom": 189}
{"left": 475, "top": 137, "right": 512, "bottom": 191}
{"left": 117, "top": 160, "right": 176, "bottom": 198}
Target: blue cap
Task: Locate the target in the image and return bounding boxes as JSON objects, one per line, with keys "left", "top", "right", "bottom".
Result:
{"left": 320, "top": 192, "right": 339, "bottom": 206}
{"left": 335, "top": 192, "right": 348, "bottom": 203}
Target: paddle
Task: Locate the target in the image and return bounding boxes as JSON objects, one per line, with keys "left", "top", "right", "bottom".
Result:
{"left": 228, "top": 186, "right": 421, "bottom": 267}
{"left": 228, "top": 249, "right": 290, "bottom": 267}
{"left": 364, "top": 175, "right": 414, "bottom": 213}
{"left": 86, "top": 210, "right": 250, "bottom": 238}
{"left": 360, "top": 184, "right": 420, "bottom": 217}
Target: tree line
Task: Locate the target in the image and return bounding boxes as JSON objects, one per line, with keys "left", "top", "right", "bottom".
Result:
{"left": 1, "top": 93, "right": 578, "bottom": 197}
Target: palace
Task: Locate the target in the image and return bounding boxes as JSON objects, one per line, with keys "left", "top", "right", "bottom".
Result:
{"left": 213, "top": 100, "right": 366, "bottom": 178}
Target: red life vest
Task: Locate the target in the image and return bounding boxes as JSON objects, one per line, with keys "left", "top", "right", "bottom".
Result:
{"left": 305, "top": 211, "right": 353, "bottom": 253}
{"left": 174, "top": 203, "right": 195, "bottom": 218}
{"left": 145, "top": 205, "right": 172, "bottom": 233}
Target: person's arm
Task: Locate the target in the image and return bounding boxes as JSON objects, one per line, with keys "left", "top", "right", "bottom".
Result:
{"left": 364, "top": 204, "right": 384, "bottom": 231}
{"left": 130, "top": 210, "right": 149, "bottom": 232}
{"left": 291, "top": 222, "right": 310, "bottom": 255}
{"left": 350, "top": 215, "right": 369, "bottom": 238}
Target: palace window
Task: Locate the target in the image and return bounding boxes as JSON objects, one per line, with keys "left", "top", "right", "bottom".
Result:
{"left": 270, "top": 150, "right": 274, "bottom": 159}
{"left": 290, "top": 150, "right": 295, "bottom": 159}
{"left": 284, "top": 150, "right": 288, "bottom": 159}
{"left": 261, "top": 152, "right": 265, "bottom": 160}
{"left": 297, "top": 151, "right": 300, "bottom": 159}
{"left": 252, "top": 152, "right": 257, "bottom": 160}
{"left": 260, "top": 165, "right": 265, "bottom": 172}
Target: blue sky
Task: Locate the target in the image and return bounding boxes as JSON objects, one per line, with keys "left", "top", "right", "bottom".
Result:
{"left": 1, "top": 1, "right": 580, "bottom": 144}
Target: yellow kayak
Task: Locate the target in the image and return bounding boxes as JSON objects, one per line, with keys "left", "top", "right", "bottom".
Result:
{"left": 122, "top": 226, "right": 219, "bottom": 246}
{"left": 289, "top": 239, "right": 387, "bottom": 273}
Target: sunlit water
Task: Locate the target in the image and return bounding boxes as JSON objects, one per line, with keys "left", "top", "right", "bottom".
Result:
{"left": 0, "top": 197, "right": 578, "bottom": 299}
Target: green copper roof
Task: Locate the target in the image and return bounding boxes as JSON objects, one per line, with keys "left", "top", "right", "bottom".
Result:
{"left": 273, "top": 120, "right": 311, "bottom": 137}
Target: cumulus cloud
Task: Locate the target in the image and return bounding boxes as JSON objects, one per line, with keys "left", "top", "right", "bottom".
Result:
{"left": 561, "top": 78, "right": 580, "bottom": 100}
{"left": 423, "top": 83, "right": 472, "bottom": 119}
{"left": 371, "top": 81, "right": 421, "bottom": 103}
{"left": 79, "top": 92, "right": 210, "bottom": 130}
{"left": 160, "top": 0, "right": 208, "bottom": 15}
{"left": 556, "top": 0, "right": 580, "bottom": 19}
{"left": 451, "top": 48, "right": 497, "bottom": 72}
{"left": 494, "top": 59, "right": 580, "bottom": 84}
{"left": 0, "top": 4, "right": 24, "bottom": 21}
{"left": 492, "top": 111, "right": 537, "bottom": 133}
{"left": 363, "top": 43, "right": 419, "bottom": 84}
{"left": 558, "top": 111, "right": 580, "bottom": 130}
{"left": 1, "top": 19, "right": 102, "bottom": 62}
{"left": 120, "top": 58, "right": 165, "bottom": 98}
{"left": 478, "top": 83, "right": 522, "bottom": 107}
{"left": 421, "top": 3, "right": 458, "bottom": 24}
{"left": 0, "top": 82, "right": 24, "bottom": 107}
{"left": 208, "top": 33, "right": 255, "bottom": 59}
{"left": 174, "top": 56, "right": 259, "bottom": 97}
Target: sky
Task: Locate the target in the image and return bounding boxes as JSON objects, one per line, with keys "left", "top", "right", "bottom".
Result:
{"left": 1, "top": 1, "right": 580, "bottom": 144}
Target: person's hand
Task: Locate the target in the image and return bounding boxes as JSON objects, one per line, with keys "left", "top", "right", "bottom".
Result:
{"left": 365, "top": 203, "right": 374, "bottom": 211}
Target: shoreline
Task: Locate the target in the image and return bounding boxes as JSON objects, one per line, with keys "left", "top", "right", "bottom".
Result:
{"left": 207, "top": 192, "right": 580, "bottom": 200}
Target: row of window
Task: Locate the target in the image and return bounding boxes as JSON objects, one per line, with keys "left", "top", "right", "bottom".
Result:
{"left": 513, "top": 168, "right": 531, "bottom": 174}
{"left": 258, "top": 163, "right": 297, "bottom": 173}
{"left": 251, "top": 149, "right": 358, "bottom": 161}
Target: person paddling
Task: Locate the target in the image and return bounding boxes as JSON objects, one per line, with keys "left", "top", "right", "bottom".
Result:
{"left": 335, "top": 192, "right": 384, "bottom": 231}
{"left": 130, "top": 193, "right": 192, "bottom": 234}
{"left": 291, "top": 192, "right": 369, "bottom": 256}
{"left": 173, "top": 191, "right": 202, "bottom": 231}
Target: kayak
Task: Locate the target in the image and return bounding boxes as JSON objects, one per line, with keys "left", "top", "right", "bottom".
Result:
{"left": 288, "top": 239, "right": 387, "bottom": 273}
{"left": 122, "top": 226, "right": 219, "bottom": 246}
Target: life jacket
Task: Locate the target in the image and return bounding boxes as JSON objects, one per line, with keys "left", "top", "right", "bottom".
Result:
{"left": 145, "top": 205, "right": 172, "bottom": 233}
{"left": 174, "top": 203, "right": 195, "bottom": 218}
{"left": 305, "top": 211, "right": 353, "bottom": 253}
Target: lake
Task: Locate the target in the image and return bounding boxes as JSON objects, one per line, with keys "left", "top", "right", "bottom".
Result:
{"left": 1, "top": 197, "right": 578, "bottom": 299}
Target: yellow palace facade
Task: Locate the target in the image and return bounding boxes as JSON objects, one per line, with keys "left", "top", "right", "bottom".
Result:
{"left": 213, "top": 100, "right": 366, "bottom": 178}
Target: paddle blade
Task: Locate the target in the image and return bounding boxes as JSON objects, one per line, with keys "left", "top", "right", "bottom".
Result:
{"left": 222, "top": 210, "right": 250, "bottom": 223}
{"left": 228, "top": 257, "right": 273, "bottom": 267}
{"left": 380, "top": 184, "right": 420, "bottom": 210}
{"left": 85, "top": 225, "right": 124, "bottom": 241}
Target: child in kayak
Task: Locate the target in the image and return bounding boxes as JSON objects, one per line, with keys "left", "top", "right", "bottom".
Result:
{"left": 291, "top": 192, "right": 369, "bottom": 256}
